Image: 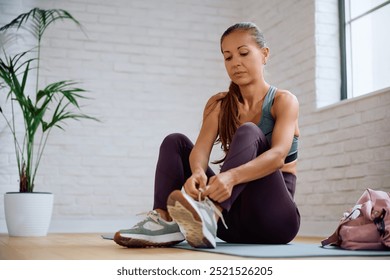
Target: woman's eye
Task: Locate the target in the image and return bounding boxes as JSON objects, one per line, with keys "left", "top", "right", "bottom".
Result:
{"left": 240, "top": 52, "right": 249, "bottom": 56}
{"left": 224, "top": 56, "right": 232, "bottom": 61}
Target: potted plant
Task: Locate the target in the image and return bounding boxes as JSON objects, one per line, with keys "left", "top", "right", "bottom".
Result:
{"left": 0, "top": 8, "right": 97, "bottom": 236}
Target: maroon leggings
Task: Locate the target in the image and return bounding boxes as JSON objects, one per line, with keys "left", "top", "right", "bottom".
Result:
{"left": 153, "top": 122, "right": 300, "bottom": 244}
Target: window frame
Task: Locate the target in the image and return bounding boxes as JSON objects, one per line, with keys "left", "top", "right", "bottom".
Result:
{"left": 338, "top": 0, "right": 390, "bottom": 100}
{"left": 339, "top": 0, "right": 347, "bottom": 100}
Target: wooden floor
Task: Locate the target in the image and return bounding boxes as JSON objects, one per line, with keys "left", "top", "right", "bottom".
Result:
{"left": 0, "top": 233, "right": 329, "bottom": 260}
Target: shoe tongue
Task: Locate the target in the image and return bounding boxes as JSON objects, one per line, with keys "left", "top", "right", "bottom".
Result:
{"left": 147, "top": 211, "right": 161, "bottom": 223}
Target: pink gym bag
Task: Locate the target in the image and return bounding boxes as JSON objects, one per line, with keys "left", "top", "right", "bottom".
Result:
{"left": 321, "top": 188, "right": 390, "bottom": 250}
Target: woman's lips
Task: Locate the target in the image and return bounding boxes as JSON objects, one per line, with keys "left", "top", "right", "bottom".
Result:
{"left": 234, "top": 71, "right": 246, "bottom": 76}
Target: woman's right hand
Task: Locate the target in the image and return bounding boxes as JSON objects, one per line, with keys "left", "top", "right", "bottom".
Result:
{"left": 183, "top": 170, "right": 208, "bottom": 200}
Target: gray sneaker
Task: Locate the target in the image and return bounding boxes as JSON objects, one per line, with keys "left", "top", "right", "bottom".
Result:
{"left": 167, "top": 189, "right": 227, "bottom": 249}
{"left": 114, "top": 210, "right": 185, "bottom": 248}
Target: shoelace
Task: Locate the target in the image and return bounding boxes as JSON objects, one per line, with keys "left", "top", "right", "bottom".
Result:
{"left": 137, "top": 195, "right": 228, "bottom": 229}
{"left": 198, "top": 190, "right": 228, "bottom": 229}
{"left": 135, "top": 210, "right": 161, "bottom": 225}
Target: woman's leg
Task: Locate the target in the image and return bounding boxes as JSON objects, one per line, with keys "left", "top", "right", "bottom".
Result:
{"left": 216, "top": 123, "right": 300, "bottom": 244}
{"left": 153, "top": 133, "right": 215, "bottom": 211}
{"left": 218, "top": 122, "right": 270, "bottom": 211}
{"left": 114, "top": 133, "right": 215, "bottom": 248}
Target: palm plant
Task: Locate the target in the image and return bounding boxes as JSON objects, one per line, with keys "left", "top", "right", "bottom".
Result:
{"left": 0, "top": 8, "right": 97, "bottom": 193}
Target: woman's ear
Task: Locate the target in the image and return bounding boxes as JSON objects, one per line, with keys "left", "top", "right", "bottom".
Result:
{"left": 262, "top": 47, "right": 270, "bottom": 65}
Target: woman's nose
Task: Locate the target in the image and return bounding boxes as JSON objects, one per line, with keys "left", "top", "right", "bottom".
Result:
{"left": 231, "top": 56, "right": 241, "bottom": 66}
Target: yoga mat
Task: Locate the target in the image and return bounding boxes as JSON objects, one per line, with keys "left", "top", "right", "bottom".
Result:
{"left": 102, "top": 233, "right": 115, "bottom": 240}
{"left": 175, "top": 242, "right": 390, "bottom": 258}
{"left": 102, "top": 234, "right": 390, "bottom": 258}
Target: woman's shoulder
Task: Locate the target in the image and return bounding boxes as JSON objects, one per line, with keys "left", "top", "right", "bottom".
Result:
{"left": 205, "top": 92, "right": 227, "bottom": 109}
{"left": 274, "top": 88, "right": 295, "bottom": 97}
{"left": 271, "top": 88, "right": 299, "bottom": 117}
{"left": 208, "top": 92, "right": 228, "bottom": 103}
{"left": 203, "top": 92, "right": 227, "bottom": 117}
{"left": 274, "top": 88, "right": 299, "bottom": 106}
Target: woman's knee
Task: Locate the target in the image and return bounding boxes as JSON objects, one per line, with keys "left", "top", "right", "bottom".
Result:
{"left": 232, "top": 122, "right": 267, "bottom": 147}
{"left": 236, "top": 122, "right": 263, "bottom": 137}
{"left": 160, "top": 133, "right": 192, "bottom": 151}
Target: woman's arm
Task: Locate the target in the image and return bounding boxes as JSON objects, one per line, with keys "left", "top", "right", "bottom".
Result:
{"left": 183, "top": 93, "right": 225, "bottom": 198}
{"left": 233, "top": 90, "right": 299, "bottom": 181}
{"left": 203, "top": 90, "right": 299, "bottom": 202}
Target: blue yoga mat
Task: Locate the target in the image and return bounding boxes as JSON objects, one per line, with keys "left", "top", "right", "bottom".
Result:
{"left": 174, "top": 242, "right": 390, "bottom": 258}
{"left": 102, "top": 234, "right": 390, "bottom": 258}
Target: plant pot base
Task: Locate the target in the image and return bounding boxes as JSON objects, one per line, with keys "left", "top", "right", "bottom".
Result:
{"left": 4, "top": 192, "right": 54, "bottom": 237}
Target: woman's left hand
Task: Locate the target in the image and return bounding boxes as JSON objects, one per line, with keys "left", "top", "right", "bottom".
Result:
{"left": 202, "top": 172, "right": 234, "bottom": 203}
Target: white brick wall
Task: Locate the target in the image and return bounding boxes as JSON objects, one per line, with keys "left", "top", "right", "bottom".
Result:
{"left": 315, "top": 0, "right": 341, "bottom": 107}
{"left": 240, "top": 0, "right": 390, "bottom": 236}
{"left": 298, "top": 88, "right": 390, "bottom": 235}
{"left": 1, "top": 0, "right": 389, "bottom": 237}
{"left": 0, "top": 0, "right": 239, "bottom": 233}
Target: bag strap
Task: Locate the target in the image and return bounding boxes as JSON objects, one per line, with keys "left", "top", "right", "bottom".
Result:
{"left": 321, "top": 231, "right": 339, "bottom": 247}
{"left": 321, "top": 207, "right": 362, "bottom": 247}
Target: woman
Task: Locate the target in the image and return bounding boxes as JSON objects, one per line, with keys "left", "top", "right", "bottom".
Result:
{"left": 114, "top": 22, "right": 300, "bottom": 248}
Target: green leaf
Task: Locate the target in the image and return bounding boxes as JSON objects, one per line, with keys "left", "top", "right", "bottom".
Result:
{"left": 1, "top": 8, "right": 95, "bottom": 192}
{"left": 0, "top": 52, "right": 34, "bottom": 106}
{"left": 0, "top": 8, "right": 83, "bottom": 42}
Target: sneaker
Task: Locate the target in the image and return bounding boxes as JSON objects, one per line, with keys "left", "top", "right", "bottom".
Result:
{"left": 114, "top": 210, "right": 185, "bottom": 248}
{"left": 167, "top": 189, "right": 227, "bottom": 249}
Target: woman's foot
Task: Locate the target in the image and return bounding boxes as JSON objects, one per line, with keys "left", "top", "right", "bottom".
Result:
{"left": 167, "top": 189, "right": 224, "bottom": 249}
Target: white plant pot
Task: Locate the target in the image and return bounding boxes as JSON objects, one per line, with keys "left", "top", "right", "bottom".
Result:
{"left": 4, "top": 192, "right": 54, "bottom": 237}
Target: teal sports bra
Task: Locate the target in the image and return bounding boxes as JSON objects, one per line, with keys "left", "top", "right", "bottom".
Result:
{"left": 257, "top": 86, "right": 298, "bottom": 163}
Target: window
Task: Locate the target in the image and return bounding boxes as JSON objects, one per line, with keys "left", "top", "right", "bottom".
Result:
{"left": 340, "top": 0, "right": 390, "bottom": 99}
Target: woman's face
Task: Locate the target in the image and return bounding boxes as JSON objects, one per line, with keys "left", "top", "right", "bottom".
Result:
{"left": 221, "top": 30, "right": 268, "bottom": 86}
